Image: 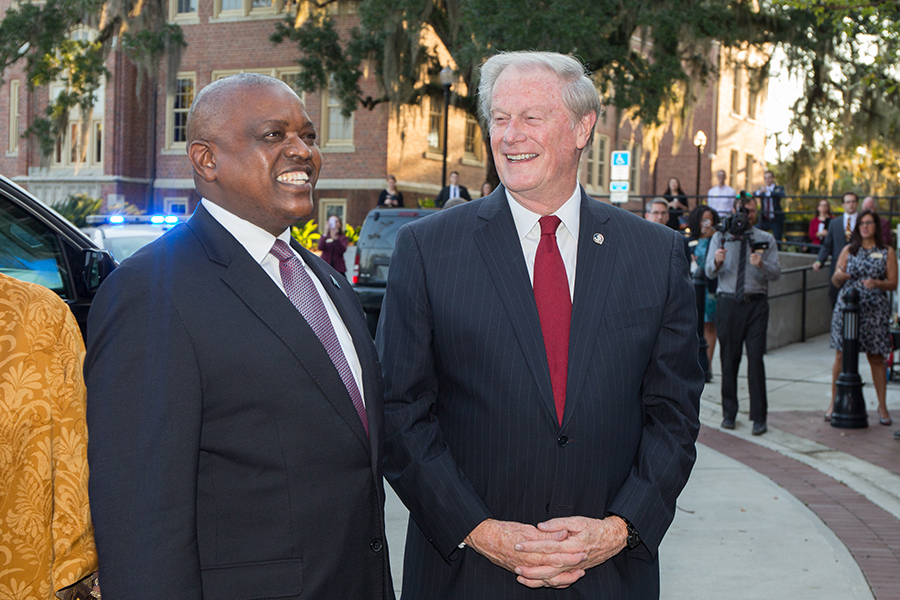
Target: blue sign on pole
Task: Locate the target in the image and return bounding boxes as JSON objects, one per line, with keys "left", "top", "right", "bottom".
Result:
{"left": 612, "top": 151, "right": 630, "bottom": 167}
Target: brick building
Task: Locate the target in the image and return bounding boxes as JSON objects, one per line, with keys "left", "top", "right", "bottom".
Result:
{"left": 0, "top": 1, "right": 767, "bottom": 229}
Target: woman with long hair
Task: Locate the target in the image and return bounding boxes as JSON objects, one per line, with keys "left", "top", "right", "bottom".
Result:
{"left": 809, "top": 199, "right": 832, "bottom": 246}
{"left": 687, "top": 205, "right": 721, "bottom": 380}
{"left": 317, "top": 214, "right": 350, "bottom": 276}
{"left": 664, "top": 176, "right": 690, "bottom": 230}
{"left": 826, "top": 209, "right": 898, "bottom": 424}
{"left": 377, "top": 174, "right": 404, "bottom": 207}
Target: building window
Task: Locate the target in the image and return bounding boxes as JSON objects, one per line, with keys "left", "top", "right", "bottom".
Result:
{"left": 729, "top": 150, "right": 740, "bottom": 189}
{"left": 428, "top": 96, "right": 443, "bottom": 154}
{"left": 167, "top": 73, "right": 195, "bottom": 150}
{"left": 464, "top": 114, "right": 484, "bottom": 163}
{"left": 165, "top": 197, "right": 189, "bottom": 214}
{"left": 8, "top": 80, "right": 19, "bottom": 155}
{"left": 318, "top": 198, "right": 346, "bottom": 232}
{"left": 214, "top": 0, "right": 281, "bottom": 18}
{"left": 732, "top": 64, "right": 743, "bottom": 115}
{"left": 748, "top": 86, "right": 758, "bottom": 120}
{"left": 322, "top": 81, "right": 353, "bottom": 148}
{"left": 584, "top": 134, "right": 609, "bottom": 192}
{"left": 93, "top": 121, "right": 103, "bottom": 164}
{"left": 630, "top": 144, "right": 642, "bottom": 195}
{"left": 211, "top": 68, "right": 303, "bottom": 103}
{"left": 325, "top": 0, "right": 358, "bottom": 15}
{"left": 745, "top": 154, "right": 754, "bottom": 190}
{"left": 52, "top": 118, "right": 103, "bottom": 167}
{"left": 170, "top": 0, "right": 197, "bottom": 20}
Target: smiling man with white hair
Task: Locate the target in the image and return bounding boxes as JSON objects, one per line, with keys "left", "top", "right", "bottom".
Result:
{"left": 379, "top": 51, "right": 702, "bottom": 599}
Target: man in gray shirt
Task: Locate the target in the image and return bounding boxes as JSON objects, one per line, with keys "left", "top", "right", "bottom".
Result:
{"left": 705, "top": 194, "right": 781, "bottom": 435}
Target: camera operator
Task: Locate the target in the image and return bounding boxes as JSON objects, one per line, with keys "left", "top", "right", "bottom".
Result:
{"left": 705, "top": 193, "right": 781, "bottom": 435}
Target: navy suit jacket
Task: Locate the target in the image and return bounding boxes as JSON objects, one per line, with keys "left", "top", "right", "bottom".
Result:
{"left": 378, "top": 187, "right": 702, "bottom": 599}
{"left": 817, "top": 215, "right": 851, "bottom": 275}
{"left": 435, "top": 184, "right": 472, "bottom": 207}
{"left": 86, "top": 204, "right": 392, "bottom": 599}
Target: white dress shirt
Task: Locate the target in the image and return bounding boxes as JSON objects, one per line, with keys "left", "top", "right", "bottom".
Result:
{"left": 202, "top": 199, "right": 365, "bottom": 406}
{"left": 707, "top": 184, "right": 736, "bottom": 217}
{"left": 506, "top": 186, "right": 581, "bottom": 301}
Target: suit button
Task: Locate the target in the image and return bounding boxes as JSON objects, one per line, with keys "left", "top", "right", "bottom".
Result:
{"left": 557, "top": 435, "right": 569, "bottom": 447}
{"left": 370, "top": 539, "right": 383, "bottom": 552}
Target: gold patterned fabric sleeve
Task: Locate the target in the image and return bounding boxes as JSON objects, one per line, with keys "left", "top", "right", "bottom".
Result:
{"left": 0, "top": 273, "right": 98, "bottom": 600}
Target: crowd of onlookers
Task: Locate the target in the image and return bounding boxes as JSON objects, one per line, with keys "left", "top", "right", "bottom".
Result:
{"left": 646, "top": 179, "right": 898, "bottom": 438}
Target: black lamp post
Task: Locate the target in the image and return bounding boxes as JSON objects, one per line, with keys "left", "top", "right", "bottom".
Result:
{"left": 440, "top": 66, "right": 454, "bottom": 190}
{"left": 693, "top": 130, "right": 707, "bottom": 202}
{"left": 832, "top": 288, "right": 868, "bottom": 428}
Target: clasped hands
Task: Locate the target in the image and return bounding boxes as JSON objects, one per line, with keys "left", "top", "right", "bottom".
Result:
{"left": 464, "top": 516, "right": 628, "bottom": 589}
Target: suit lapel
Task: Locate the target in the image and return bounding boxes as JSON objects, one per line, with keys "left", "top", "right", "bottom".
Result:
{"left": 187, "top": 206, "right": 369, "bottom": 450}
{"left": 564, "top": 192, "right": 619, "bottom": 427}
{"left": 473, "top": 193, "right": 557, "bottom": 424}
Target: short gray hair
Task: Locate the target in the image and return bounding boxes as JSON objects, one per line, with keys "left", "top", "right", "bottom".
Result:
{"left": 646, "top": 198, "right": 668, "bottom": 212}
{"left": 477, "top": 51, "right": 602, "bottom": 142}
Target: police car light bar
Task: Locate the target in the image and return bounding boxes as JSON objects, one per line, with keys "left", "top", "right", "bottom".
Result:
{"left": 86, "top": 214, "right": 189, "bottom": 225}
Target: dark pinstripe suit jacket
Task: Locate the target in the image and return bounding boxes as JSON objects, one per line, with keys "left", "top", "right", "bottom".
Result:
{"left": 86, "top": 205, "right": 392, "bottom": 599}
{"left": 378, "top": 187, "right": 702, "bottom": 599}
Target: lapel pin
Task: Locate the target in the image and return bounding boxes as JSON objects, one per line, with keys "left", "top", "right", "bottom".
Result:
{"left": 593, "top": 233, "right": 604, "bottom": 245}
{"left": 330, "top": 275, "right": 341, "bottom": 289}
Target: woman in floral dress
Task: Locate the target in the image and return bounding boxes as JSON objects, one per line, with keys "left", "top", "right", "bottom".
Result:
{"left": 827, "top": 209, "right": 898, "bottom": 423}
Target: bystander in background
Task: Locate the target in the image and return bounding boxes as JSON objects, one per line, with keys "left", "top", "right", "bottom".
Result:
{"left": 318, "top": 214, "right": 350, "bottom": 277}
{"left": 754, "top": 170, "right": 786, "bottom": 241}
{"left": 862, "top": 196, "right": 892, "bottom": 248}
{"left": 377, "top": 174, "right": 404, "bottom": 207}
{"left": 687, "top": 205, "right": 721, "bottom": 381}
{"left": 825, "top": 209, "right": 897, "bottom": 425}
{"left": 808, "top": 199, "right": 832, "bottom": 247}
{"left": 0, "top": 273, "right": 98, "bottom": 600}
{"left": 664, "top": 176, "right": 690, "bottom": 230}
{"left": 707, "top": 170, "right": 736, "bottom": 218}
{"left": 706, "top": 194, "right": 781, "bottom": 435}
{"left": 814, "top": 192, "right": 859, "bottom": 307}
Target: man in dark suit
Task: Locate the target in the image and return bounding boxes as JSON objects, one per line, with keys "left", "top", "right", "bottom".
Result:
{"left": 434, "top": 171, "right": 472, "bottom": 207}
{"left": 378, "top": 51, "right": 702, "bottom": 598}
{"left": 814, "top": 191, "right": 859, "bottom": 306}
{"left": 754, "top": 170, "right": 786, "bottom": 241}
{"left": 85, "top": 74, "right": 391, "bottom": 599}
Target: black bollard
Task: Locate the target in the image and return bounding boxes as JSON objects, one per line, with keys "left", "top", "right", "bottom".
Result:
{"left": 832, "top": 287, "right": 868, "bottom": 428}
{"left": 693, "top": 268, "right": 711, "bottom": 382}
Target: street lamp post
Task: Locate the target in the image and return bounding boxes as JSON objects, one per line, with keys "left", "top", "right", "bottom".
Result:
{"left": 440, "top": 66, "right": 454, "bottom": 190}
{"left": 693, "top": 130, "right": 707, "bottom": 203}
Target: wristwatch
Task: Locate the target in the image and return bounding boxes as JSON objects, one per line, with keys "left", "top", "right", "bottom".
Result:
{"left": 620, "top": 516, "right": 641, "bottom": 550}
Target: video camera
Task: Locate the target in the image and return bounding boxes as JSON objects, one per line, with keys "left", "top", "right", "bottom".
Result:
{"left": 720, "top": 191, "right": 754, "bottom": 240}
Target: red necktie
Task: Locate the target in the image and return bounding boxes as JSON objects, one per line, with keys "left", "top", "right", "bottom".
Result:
{"left": 533, "top": 216, "right": 572, "bottom": 425}
{"left": 270, "top": 240, "right": 368, "bottom": 436}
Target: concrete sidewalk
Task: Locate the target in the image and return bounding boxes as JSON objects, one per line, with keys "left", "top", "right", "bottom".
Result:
{"left": 383, "top": 333, "right": 898, "bottom": 598}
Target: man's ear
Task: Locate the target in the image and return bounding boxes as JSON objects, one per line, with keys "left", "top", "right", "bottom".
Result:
{"left": 574, "top": 111, "right": 597, "bottom": 151}
{"left": 188, "top": 140, "right": 217, "bottom": 182}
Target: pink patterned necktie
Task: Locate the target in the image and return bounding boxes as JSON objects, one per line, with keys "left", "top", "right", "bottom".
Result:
{"left": 533, "top": 216, "right": 572, "bottom": 426}
{"left": 270, "top": 239, "right": 368, "bottom": 436}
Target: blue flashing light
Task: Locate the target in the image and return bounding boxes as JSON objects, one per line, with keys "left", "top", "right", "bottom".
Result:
{"left": 109, "top": 215, "right": 125, "bottom": 224}
{"left": 164, "top": 215, "right": 179, "bottom": 224}
{"left": 150, "top": 215, "right": 166, "bottom": 224}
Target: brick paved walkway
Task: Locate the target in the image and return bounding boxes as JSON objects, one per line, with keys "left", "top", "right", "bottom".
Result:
{"left": 771, "top": 410, "right": 900, "bottom": 477}
{"left": 700, "top": 426, "right": 900, "bottom": 600}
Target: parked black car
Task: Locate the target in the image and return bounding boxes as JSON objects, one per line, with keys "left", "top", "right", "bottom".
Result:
{"left": 0, "top": 174, "right": 116, "bottom": 338}
{"left": 350, "top": 207, "right": 438, "bottom": 336}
